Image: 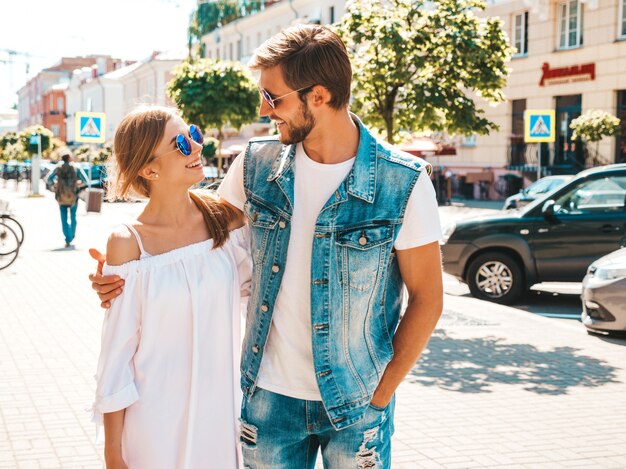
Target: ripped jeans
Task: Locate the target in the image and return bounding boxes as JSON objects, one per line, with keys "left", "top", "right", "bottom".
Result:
{"left": 240, "top": 388, "right": 395, "bottom": 469}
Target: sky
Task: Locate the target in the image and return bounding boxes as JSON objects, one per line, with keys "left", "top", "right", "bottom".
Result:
{"left": 0, "top": 0, "right": 198, "bottom": 110}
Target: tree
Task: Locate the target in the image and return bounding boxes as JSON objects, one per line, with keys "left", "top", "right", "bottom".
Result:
{"left": 167, "top": 58, "right": 259, "bottom": 175}
{"left": 188, "top": 0, "right": 254, "bottom": 55}
{"left": 201, "top": 136, "right": 220, "bottom": 163}
{"left": 336, "top": 0, "right": 513, "bottom": 143}
{"left": 0, "top": 131, "right": 19, "bottom": 153}
{"left": 570, "top": 110, "right": 621, "bottom": 166}
{"left": 19, "top": 125, "right": 53, "bottom": 156}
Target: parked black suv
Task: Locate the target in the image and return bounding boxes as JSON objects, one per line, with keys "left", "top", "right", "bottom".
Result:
{"left": 441, "top": 164, "right": 626, "bottom": 304}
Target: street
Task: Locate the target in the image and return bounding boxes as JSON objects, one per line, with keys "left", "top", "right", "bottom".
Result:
{"left": 1, "top": 183, "right": 625, "bottom": 468}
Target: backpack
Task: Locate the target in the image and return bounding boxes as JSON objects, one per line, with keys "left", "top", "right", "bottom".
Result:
{"left": 56, "top": 164, "right": 78, "bottom": 206}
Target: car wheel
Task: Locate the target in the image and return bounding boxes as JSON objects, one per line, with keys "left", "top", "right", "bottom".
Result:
{"left": 466, "top": 252, "right": 525, "bottom": 305}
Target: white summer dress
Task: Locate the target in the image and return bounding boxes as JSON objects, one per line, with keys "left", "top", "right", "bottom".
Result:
{"left": 93, "top": 224, "right": 251, "bottom": 469}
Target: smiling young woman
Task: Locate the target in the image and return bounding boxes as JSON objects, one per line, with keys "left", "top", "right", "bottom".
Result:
{"left": 93, "top": 105, "right": 250, "bottom": 469}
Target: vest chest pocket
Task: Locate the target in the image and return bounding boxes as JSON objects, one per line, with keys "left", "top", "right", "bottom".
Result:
{"left": 336, "top": 225, "right": 394, "bottom": 291}
{"left": 244, "top": 200, "right": 282, "bottom": 264}
{"left": 244, "top": 200, "right": 281, "bottom": 229}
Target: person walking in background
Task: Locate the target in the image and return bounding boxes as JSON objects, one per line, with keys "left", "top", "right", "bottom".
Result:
{"left": 54, "top": 153, "right": 80, "bottom": 247}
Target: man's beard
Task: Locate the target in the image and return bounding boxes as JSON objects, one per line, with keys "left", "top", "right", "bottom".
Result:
{"left": 277, "top": 101, "right": 316, "bottom": 145}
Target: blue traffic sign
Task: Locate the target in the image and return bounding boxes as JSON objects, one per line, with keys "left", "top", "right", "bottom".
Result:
{"left": 524, "top": 110, "right": 555, "bottom": 143}
{"left": 75, "top": 112, "right": 106, "bottom": 143}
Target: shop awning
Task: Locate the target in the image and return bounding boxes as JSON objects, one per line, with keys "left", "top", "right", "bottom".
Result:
{"left": 399, "top": 137, "right": 456, "bottom": 157}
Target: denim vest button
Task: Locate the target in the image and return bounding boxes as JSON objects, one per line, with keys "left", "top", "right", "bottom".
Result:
{"left": 252, "top": 345, "right": 260, "bottom": 354}
{"left": 272, "top": 264, "right": 280, "bottom": 273}
{"left": 359, "top": 236, "right": 368, "bottom": 246}
{"left": 278, "top": 220, "right": 286, "bottom": 229}
{"left": 260, "top": 304, "right": 269, "bottom": 312}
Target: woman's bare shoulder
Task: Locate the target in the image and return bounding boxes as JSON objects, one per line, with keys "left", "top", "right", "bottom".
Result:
{"left": 106, "top": 225, "right": 141, "bottom": 266}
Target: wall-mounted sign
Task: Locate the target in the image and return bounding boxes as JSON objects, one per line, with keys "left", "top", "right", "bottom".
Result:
{"left": 539, "top": 62, "right": 595, "bottom": 87}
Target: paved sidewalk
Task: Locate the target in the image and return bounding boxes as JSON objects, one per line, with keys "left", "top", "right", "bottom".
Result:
{"left": 1, "top": 185, "right": 625, "bottom": 468}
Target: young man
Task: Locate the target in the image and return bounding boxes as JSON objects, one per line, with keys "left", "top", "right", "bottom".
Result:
{"left": 91, "top": 25, "right": 443, "bottom": 468}
{"left": 54, "top": 153, "right": 80, "bottom": 247}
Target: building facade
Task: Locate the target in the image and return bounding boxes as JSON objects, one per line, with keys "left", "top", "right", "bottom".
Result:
{"left": 201, "top": 0, "right": 345, "bottom": 64}
{"left": 42, "top": 84, "right": 68, "bottom": 140}
{"left": 201, "top": 0, "right": 626, "bottom": 194}
{"left": 439, "top": 0, "right": 626, "bottom": 191}
{"left": 64, "top": 51, "right": 181, "bottom": 144}
{"left": 17, "top": 56, "right": 122, "bottom": 134}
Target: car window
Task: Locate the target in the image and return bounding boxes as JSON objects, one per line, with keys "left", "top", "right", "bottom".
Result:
{"left": 528, "top": 178, "right": 554, "bottom": 195}
{"left": 554, "top": 176, "right": 626, "bottom": 215}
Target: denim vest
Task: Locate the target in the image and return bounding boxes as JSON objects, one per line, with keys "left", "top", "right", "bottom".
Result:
{"left": 240, "top": 116, "right": 431, "bottom": 429}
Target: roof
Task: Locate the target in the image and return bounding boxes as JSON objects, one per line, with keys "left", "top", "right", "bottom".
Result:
{"left": 102, "top": 61, "right": 143, "bottom": 79}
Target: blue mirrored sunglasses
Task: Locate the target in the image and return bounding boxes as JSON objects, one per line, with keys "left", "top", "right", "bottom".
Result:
{"left": 174, "top": 124, "right": 204, "bottom": 156}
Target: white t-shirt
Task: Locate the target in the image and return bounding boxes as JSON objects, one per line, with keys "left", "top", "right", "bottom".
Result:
{"left": 218, "top": 143, "right": 442, "bottom": 400}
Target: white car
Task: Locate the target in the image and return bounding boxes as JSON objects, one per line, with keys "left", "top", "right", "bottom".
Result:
{"left": 503, "top": 175, "right": 573, "bottom": 210}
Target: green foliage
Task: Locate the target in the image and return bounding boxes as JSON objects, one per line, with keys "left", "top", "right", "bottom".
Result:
{"left": 570, "top": 110, "right": 621, "bottom": 143}
{"left": 0, "top": 131, "right": 19, "bottom": 152}
{"left": 167, "top": 59, "right": 259, "bottom": 138}
{"left": 188, "top": 1, "right": 266, "bottom": 48}
{"left": 336, "top": 0, "right": 513, "bottom": 143}
{"left": 74, "top": 145, "right": 92, "bottom": 163}
{"left": 1, "top": 142, "right": 28, "bottom": 162}
{"left": 93, "top": 142, "right": 113, "bottom": 165}
{"left": 570, "top": 109, "right": 621, "bottom": 165}
{"left": 44, "top": 138, "right": 65, "bottom": 159}
{"left": 19, "top": 125, "right": 53, "bottom": 155}
{"left": 202, "top": 137, "right": 220, "bottom": 160}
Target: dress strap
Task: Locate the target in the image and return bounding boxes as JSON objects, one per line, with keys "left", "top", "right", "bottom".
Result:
{"left": 123, "top": 223, "right": 149, "bottom": 258}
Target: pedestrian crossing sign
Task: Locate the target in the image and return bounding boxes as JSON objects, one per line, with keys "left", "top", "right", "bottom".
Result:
{"left": 524, "top": 110, "right": 555, "bottom": 143}
{"left": 75, "top": 112, "right": 106, "bottom": 143}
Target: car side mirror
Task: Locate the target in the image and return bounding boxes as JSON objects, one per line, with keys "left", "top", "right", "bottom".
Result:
{"left": 542, "top": 199, "right": 556, "bottom": 219}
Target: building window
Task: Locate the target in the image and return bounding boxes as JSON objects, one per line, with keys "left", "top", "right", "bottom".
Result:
{"left": 50, "top": 95, "right": 54, "bottom": 110}
{"left": 616, "top": 90, "right": 626, "bottom": 163}
{"left": 57, "top": 97, "right": 64, "bottom": 110}
{"left": 329, "top": 6, "right": 335, "bottom": 24}
{"left": 51, "top": 124, "right": 60, "bottom": 136}
{"left": 462, "top": 135, "right": 476, "bottom": 147}
{"left": 558, "top": 0, "right": 583, "bottom": 49}
{"left": 620, "top": 0, "right": 626, "bottom": 38}
{"left": 246, "top": 36, "right": 251, "bottom": 56}
{"left": 513, "top": 12, "right": 528, "bottom": 56}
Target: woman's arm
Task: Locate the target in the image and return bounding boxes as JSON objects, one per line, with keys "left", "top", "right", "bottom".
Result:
{"left": 94, "top": 228, "right": 143, "bottom": 468}
{"left": 104, "top": 410, "right": 128, "bottom": 469}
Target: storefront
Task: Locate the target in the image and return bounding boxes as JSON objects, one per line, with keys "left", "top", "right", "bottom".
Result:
{"left": 435, "top": 0, "right": 626, "bottom": 197}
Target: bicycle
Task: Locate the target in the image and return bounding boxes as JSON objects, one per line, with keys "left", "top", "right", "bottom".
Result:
{"left": 0, "top": 200, "right": 23, "bottom": 270}
{"left": 0, "top": 222, "right": 20, "bottom": 270}
{"left": 1, "top": 213, "right": 24, "bottom": 246}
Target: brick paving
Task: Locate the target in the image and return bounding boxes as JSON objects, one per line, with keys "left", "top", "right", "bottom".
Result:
{"left": 1, "top": 183, "right": 625, "bottom": 468}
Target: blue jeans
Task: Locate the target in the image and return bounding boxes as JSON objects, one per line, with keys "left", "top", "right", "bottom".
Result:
{"left": 240, "top": 388, "right": 395, "bottom": 468}
{"left": 59, "top": 204, "right": 77, "bottom": 244}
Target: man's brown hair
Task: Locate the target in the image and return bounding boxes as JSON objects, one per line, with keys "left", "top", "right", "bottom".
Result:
{"left": 110, "top": 105, "right": 239, "bottom": 248}
{"left": 250, "top": 24, "right": 352, "bottom": 109}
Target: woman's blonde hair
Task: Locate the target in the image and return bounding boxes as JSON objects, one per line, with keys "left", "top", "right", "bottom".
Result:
{"left": 110, "top": 105, "right": 239, "bottom": 248}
